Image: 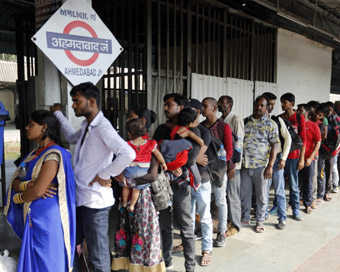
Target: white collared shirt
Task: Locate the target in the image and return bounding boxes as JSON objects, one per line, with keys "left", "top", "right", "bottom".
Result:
{"left": 222, "top": 112, "right": 244, "bottom": 170}
{"left": 274, "top": 116, "right": 292, "bottom": 161}
{"left": 54, "top": 111, "right": 135, "bottom": 208}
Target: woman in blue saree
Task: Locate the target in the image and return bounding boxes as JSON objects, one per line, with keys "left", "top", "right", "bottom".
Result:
{"left": 4, "top": 110, "right": 76, "bottom": 272}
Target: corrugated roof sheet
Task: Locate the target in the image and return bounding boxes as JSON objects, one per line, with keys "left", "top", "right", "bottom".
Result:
{"left": 0, "top": 61, "right": 17, "bottom": 83}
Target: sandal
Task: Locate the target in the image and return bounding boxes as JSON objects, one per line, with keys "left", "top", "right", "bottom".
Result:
{"left": 172, "top": 244, "right": 184, "bottom": 253}
{"left": 200, "top": 251, "right": 212, "bottom": 266}
{"left": 255, "top": 222, "right": 265, "bottom": 233}
{"left": 241, "top": 220, "right": 250, "bottom": 227}
{"left": 324, "top": 194, "right": 332, "bottom": 201}
{"left": 311, "top": 201, "right": 317, "bottom": 209}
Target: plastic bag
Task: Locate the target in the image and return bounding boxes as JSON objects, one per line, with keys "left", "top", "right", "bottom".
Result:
{"left": 0, "top": 250, "right": 17, "bottom": 272}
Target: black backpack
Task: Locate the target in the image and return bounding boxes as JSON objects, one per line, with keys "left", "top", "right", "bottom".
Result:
{"left": 204, "top": 120, "right": 228, "bottom": 187}
{"left": 271, "top": 115, "right": 303, "bottom": 153}
{"left": 320, "top": 115, "right": 340, "bottom": 159}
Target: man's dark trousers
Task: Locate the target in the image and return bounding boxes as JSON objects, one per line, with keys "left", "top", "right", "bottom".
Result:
{"left": 159, "top": 184, "right": 195, "bottom": 272}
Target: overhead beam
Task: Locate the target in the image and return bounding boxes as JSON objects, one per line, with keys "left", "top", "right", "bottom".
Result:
{"left": 251, "top": 0, "right": 340, "bottom": 42}
{"left": 296, "top": 0, "right": 340, "bottom": 27}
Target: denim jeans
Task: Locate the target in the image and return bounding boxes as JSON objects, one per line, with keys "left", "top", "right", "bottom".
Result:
{"left": 312, "top": 158, "right": 318, "bottom": 200}
{"left": 240, "top": 167, "right": 267, "bottom": 223}
{"left": 317, "top": 154, "right": 326, "bottom": 198}
{"left": 226, "top": 169, "right": 241, "bottom": 230}
{"left": 212, "top": 174, "right": 228, "bottom": 233}
{"left": 123, "top": 166, "right": 149, "bottom": 190}
{"left": 159, "top": 184, "right": 195, "bottom": 272}
{"left": 191, "top": 181, "right": 213, "bottom": 252}
{"left": 300, "top": 160, "right": 315, "bottom": 207}
{"left": 266, "top": 155, "right": 287, "bottom": 221}
{"left": 317, "top": 153, "right": 334, "bottom": 198}
{"left": 73, "top": 206, "right": 111, "bottom": 272}
{"left": 285, "top": 158, "right": 300, "bottom": 215}
{"left": 124, "top": 165, "right": 148, "bottom": 179}
{"left": 332, "top": 154, "right": 339, "bottom": 188}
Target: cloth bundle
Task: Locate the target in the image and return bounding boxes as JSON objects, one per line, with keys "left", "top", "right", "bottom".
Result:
{"left": 0, "top": 250, "right": 17, "bottom": 272}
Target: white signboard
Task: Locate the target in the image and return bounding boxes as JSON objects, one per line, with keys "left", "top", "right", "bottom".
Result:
{"left": 32, "top": 0, "right": 123, "bottom": 86}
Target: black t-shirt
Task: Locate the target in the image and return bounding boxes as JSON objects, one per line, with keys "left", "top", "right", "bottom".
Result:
{"left": 197, "top": 124, "right": 211, "bottom": 183}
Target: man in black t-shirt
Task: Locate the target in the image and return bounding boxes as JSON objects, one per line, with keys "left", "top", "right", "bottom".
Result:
{"left": 153, "top": 93, "right": 200, "bottom": 272}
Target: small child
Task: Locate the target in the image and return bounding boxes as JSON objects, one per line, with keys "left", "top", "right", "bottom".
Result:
{"left": 171, "top": 108, "right": 204, "bottom": 147}
{"left": 122, "top": 118, "right": 167, "bottom": 212}
{"left": 160, "top": 108, "right": 203, "bottom": 190}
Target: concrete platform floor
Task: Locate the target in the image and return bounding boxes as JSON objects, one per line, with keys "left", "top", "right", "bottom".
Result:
{"left": 1, "top": 190, "right": 340, "bottom": 272}
{"left": 1, "top": 126, "right": 340, "bottom": 271}
{"left": 170, "top": 192, "right": 340, "bottom": 272}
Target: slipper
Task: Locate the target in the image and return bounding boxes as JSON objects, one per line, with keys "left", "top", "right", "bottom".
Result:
{"left": 172, "top": 244, "right": 184, "bottom": 253}
{"left": 324, "top": 194, "right": 332, "bottom": 201}
{"left": 311, "top": 201, "right": 317, "bottom": 209}
{"left": 255, "top": 222, "right": 265, "bottom": 233}
{"left": 200, "top": 251, "right": 212, "bottom": 266}
{"left": 241, "top": 220, "right": 250, "bottom": 227}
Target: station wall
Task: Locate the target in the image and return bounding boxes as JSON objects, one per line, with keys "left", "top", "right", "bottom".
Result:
{"left": 277, "top": 28, "right": 332, "bottom": 106}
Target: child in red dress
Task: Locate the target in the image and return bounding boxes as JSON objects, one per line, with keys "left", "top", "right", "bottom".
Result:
{"left": 122, "top": 118, "right": 167, "bottom": 212}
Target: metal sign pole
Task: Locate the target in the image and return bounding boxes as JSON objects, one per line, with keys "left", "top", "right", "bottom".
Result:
{"left": 1, "top": 145, "right": 5, "bottom": 208}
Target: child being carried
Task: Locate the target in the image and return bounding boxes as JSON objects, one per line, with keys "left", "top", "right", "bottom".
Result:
{"left": 122, "top": 118, "right": 167, "bottom": 212}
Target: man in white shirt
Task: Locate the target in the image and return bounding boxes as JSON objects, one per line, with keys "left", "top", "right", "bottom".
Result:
{"left": 262, "top": 92, "right": 292, "bottom": 230}
{"left": 51, "top": 82, "right": 135, "bottom": 272}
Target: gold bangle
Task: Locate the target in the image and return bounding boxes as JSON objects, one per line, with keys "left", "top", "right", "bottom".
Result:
{"left": 13, "top": 193, "right": 24, "bottom": 204}
{"left": 18, "top": 181, "right": 31, "bottom": 192}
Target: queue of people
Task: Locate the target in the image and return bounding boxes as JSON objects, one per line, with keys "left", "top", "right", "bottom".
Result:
{"left": 4, "top": 82, "right": 340, "bottom": 272}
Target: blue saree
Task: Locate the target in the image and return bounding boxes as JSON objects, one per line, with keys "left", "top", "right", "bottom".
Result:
{"left": 4, "top": 145, "right": 76, "bottom": 272}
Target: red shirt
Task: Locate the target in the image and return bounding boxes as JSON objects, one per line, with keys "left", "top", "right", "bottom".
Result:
{"left": 305, "top": 121, "right": 321, "bottom": 159}
{"left": 128, "top": 139, "right": 157, "bottom": 166}
{"left": 209, "top": 120, "right": 233, "bottom": 162}
{"left": 284, "top": 112, "right": 307, "bottom": 159}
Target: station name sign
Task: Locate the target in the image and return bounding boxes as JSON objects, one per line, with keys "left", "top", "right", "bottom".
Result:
{"left": 32, "top": 0, "right": 123, "bottom": 86}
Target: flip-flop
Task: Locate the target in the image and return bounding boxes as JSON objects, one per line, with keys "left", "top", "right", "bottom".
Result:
{"left": 241, "top": 220, "right": 250, "bottom": 227}
{"left": 200, "top": 251, "right": 212, "bottom": 266}
{"left": 255, "top": 222, "right": 265, "bottom": 233}
{"left": 172, "top": 244, "right": 184, "bottom": 253}
{"left": 324, "top": 194, "right": 332, "bottom": 201}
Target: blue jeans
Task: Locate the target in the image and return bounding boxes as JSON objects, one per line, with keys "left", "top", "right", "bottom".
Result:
{"left": 191, "top": 181, "right": 213, "bottom": 252}
{"left": 317, "top": 153, "right": 334, "bottom": 198}
{"left": 73, "top": 206, "right": 111, "bottom": 272}
{"left": 332, "top": 154, "right": 339, "bottom": 187}
{"left": 212, "top": 174, "right": 228, "bottom": 233}
{"left": 123, "top": 166, "right": 149, "bottom": 190}
{"left": 124, "top": 165, "right": 148, "bottom": 179}
{"left": 266, "top": 155, "right": 287, "bottom": 221}
{"left": 285, "top": 158, "right": 300, "bottom": 215}
{"left": 300, "top": 160, "right": 315, "bottom": 207}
